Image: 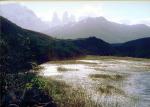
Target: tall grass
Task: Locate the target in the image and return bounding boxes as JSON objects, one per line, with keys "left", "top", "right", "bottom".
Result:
{"left": 97, "top": 84, "right": 125, "bottom": 95}
{"left": 89, "top": 74, "right": 124, "bottom": 81}
{"left": 42, "top": 77, "right": 97, "bottom": 107}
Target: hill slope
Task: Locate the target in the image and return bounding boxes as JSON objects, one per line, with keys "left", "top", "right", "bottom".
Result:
{"left": 114, "top": 37, "right": 150, "bottom": 58}
{"left": 0, "top": 16, "right": 83, "bottom": 73}
{"left": 72, "top": 37, "right": 116, "bottom": 55}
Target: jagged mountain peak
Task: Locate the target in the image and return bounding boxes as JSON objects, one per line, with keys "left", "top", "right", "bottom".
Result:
{"left": 47, "top": 16, "right": 150, "bottom": 43}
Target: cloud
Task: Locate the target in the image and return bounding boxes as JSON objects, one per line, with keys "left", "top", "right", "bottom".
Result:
{"left": 1, "top": 1, "right": 149, "bottom": 27}
{"left": 107, "top": 18, "right": 150, "bottom": 26}
{"left": 130, "top": 18, "right": 150, "bottom": 26}
{"left": 63, "top": 5, "right": 103, "bottom": 21}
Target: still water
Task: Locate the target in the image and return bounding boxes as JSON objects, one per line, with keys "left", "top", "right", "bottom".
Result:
{"left": 41, "top": 58, "right": 150, "bottom": 107}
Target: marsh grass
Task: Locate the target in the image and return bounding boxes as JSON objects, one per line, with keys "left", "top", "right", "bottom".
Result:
{"left": 97, "top": 84, "right": 125, "bottom": 95}
{"left": 39, "top": 56, "right": 149, "bottom": 107}
{"left": 57, "top": 66, "right": 78, "bottom": 72}
{"left": 57, "top": 66, "right": 69, "bottom": 72}
{"left": 133, "top": 64, "right": 150, "bottom": 71}
{"left": 48, "top": 59, "right": 98, "bottom": 65}
{"left": 43, "top": 77, "right": 97, "bottom": 107}
{"left": 81, "top": 55, "right": 114, "bottom": 61}
{"left": 50, "top": 60, "right": 78, "bottom": 64}
{"left": 46, "top": 56, "right": 150, "bottom": 66}
{"left": 93, "top": 68, "right": 109, "bottom": 72}
{"left": 132, "top": 67, "right": 150, "bottom": 72}
{"left": 83, "top": 55, "right": 150, "bottom": 62}
{"left": 89, "top": 74, "right": 124, "bottom": 81}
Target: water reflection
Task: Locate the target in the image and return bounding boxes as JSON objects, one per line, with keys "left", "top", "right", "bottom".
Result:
{"left": 41, "top": 59, "right": 150, "bottom": 107}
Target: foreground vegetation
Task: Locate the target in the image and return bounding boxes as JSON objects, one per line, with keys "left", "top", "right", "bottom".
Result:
{"left": 43, "top": 77, "right": 96, "bottom": 107}
{"left": 1, "top": 71, "right": 97, "bottom": 107}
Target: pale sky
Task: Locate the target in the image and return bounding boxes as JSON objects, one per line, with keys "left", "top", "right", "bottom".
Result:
{"left": 1, "top": 1, "right": 150, "bottom": 25}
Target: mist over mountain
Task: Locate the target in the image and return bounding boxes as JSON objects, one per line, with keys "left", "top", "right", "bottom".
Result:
{"left": 51, "top": 11, "right": 76, "bottom": 27}
{"left": 1, "top": 3, "right": 150, "bottom": 43}
{"left": 0, "top": 3, "right": 50, "bottom": 32}
{"left": 0, "top": 3, "right": 76, "bottom": 32}
{"left": 46, "top": 17, "right": 150, "bottom": 43}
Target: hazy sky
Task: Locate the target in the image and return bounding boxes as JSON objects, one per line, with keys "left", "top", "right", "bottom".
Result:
{"left": 1, "top": 1, "right": 150, "bottom": 25}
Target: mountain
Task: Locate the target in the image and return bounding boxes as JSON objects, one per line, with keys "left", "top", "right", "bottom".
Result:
{"left": 0, "top": 3, "right": 74, "bottom": 33}
{"left": 72, "top": 36, "right": 150, "bottom": 58}
{"left": 0, "top": 3, "right": 50, "bottom": 32}
{"left": 114, "top": 37, "right": 150, "bottom": 58}
{"left": 46, "top": 17, "right": 150, "bottom": 43}
{"left": 0, "top": 16, "right": 83, "bottom": 73}
{"left": 1, "top": 4, "right": 149, "bottom": 43}
{"left": 1, "top": 16, "right": 150, "bottom": 74}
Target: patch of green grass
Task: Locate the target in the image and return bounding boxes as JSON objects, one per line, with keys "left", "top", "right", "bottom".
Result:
{"left": 57, "top": 66, "right": 78, "bottom": 72}
{"left": 89, "top": 74, "right": 124, "bottom": 81}
{"left": 97, "top": 84, "right": 125, "bottom": 95}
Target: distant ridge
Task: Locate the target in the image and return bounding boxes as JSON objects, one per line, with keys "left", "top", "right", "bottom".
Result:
{"left": 46, "top": 17, "right": 150, "bottom": 43}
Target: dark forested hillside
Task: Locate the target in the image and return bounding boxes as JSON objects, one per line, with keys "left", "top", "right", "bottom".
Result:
{"left": 114, "top": 37, "right": 150, "bottom": 58}
{"left": 72, "top": 37, "right": 116, "bottom": 55}
{"left": 0, "top": 16, "right": 83, "bottom": 73}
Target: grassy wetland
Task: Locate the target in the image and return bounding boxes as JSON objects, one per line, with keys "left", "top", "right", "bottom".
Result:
{"left": 38, "top": 56, "right": 150, "bottom": 107}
